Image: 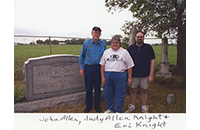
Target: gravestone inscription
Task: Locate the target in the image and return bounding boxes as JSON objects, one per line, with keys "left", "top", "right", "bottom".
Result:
{"left": 23, "top": 54, "right": 85, "bottom": 101}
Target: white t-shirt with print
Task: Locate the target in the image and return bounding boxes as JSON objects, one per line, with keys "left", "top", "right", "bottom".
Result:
{"left": 100, "top": 47, "right": 134, "bottom": 72}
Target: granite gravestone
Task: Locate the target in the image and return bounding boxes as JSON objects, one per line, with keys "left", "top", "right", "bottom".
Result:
{"left": 23, "top": 54, "right": 85, "bottom": 101}
{"left": 129, "top": 25, "right": 138, "bottom": 46}
{"left": 156, "top": 37, "right": 172, "bottom": 78}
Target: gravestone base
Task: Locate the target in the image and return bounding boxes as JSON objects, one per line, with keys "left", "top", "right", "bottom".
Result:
{"left": 156, "top": 71, "right": 172, "bottom": 79}
{"left": 15, "top": 88, "right": 104, "bottom": 113}
{"left": 156, "top": 62, "right": 172, "bottom": 78}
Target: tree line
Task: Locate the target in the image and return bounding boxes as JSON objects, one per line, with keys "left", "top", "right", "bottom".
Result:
{"left": 35, "top": 38, "right": 111, "bottom": 45}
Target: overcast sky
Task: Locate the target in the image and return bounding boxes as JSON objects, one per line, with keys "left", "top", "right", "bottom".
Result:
{"left": 14, "top": 0, "right": 133, "bottom": 39}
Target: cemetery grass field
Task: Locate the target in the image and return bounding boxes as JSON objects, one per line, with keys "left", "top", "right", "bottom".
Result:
{"left": 14, "top": 45, "right": 186, "bottom": 113}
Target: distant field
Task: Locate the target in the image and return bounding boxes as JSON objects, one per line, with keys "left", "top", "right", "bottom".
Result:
{"left": 14, "top": 44, "right": 177, "bottom": 81}
{"left": 14, "top": 45, "right": 83, "bottom": 69}
{"left": 14, "top": 44, "right": 177, "bottom": 70}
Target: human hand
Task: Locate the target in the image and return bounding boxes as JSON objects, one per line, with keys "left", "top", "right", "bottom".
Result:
{"left": 102, "top": 77, "right": 106, "bottom": 85}
{"left": 127, "top": 78, "right": 132, "bottom": 86}
{"left": 148, "top": 75, "right": 153, "bottom": 83}
{"left": 80, "top": 69, "right": 84, "bottom": 77}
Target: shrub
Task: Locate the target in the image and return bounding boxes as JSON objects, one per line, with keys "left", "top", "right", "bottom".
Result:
{"left": 14, "top": 68, "right": 23, "bottom": 81}
{"left": 14, "top": 85, "right": 24, "bottom": 103}
{"left": 154, "top": 77, "right": 165, "bottom": 85}
{"left": 172, "top": 78, "right": 185, "bottom": 90}
{"left": 172, "top": 78, "right": 181, "bottom": 89}
{"left": 121, "top": 42, "right": 129, "bottom": 49}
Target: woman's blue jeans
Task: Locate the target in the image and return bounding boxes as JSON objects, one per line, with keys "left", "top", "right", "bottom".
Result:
{"left": 103, "top": 71, "right": 127, "bottom": 113}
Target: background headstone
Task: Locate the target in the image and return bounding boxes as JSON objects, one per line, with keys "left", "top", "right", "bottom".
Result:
{"left": 129, "top": 25, "right": 138, "bottom": 46}
{"left": 23, "top": 54, "right": 85, "bottom": 101}
{"left": 156, "top": 37, "right": 172, "bottom": 78}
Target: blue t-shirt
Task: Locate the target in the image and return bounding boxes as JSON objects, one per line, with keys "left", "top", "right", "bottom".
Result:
{"left": 127, "top": 43, "right": 155, "bottom": 77}
{"left": 79, "top": 38, "right": 106, "bottom": 69}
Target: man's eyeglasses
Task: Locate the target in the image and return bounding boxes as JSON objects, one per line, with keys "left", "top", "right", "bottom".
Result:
{"left": 136, "top": 36, "right": 144, "bottom": 38}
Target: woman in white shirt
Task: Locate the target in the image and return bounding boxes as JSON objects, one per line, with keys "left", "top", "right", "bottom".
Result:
{"left": 100, "top": 35, "right": 134, "bottom": 113}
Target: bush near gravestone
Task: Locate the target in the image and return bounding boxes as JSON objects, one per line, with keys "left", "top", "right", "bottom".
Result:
{"left": 14, "top": 68, "right": 23, "bottom": 81}
{"left": 154, "top": 77, "right": 166, "bottom": 85}
{"left": 14, "top": 85, "right": 24, "bottom": 103}
{"left": 172, "top": 79, "right": 181, "bottom": 89}
{"left": 154, "top": 77, "right": 175, "bottom": 87}
{"left": 154, "top": 76, "right": 185, "bottom": 90}
{"left": 165, "top": 78, "right": 175, "bottom": 84}
{"left": 172, "top": 78, "right": 185, "bottom": 90}
{"left": 170, "top": 66, "right": 184, "bottom": 76}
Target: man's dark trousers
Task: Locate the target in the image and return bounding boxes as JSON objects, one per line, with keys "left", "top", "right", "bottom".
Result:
{"left": 84, "top": 65, "right": 101, "bottom": 110}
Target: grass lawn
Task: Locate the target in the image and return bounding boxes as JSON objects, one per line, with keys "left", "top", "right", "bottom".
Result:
{"left": 14, "top": 44, "right": 185, "bottom": 113}
{"left": 34, "top": 81, "right": 186, "bottom": 113}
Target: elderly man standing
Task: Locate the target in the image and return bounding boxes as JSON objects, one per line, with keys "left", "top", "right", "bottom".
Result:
{"left": 79, "top": 26, "right": 106, "bottom": 113}
{"left": 125, "top": 31, "right": 155, "bottom": 113}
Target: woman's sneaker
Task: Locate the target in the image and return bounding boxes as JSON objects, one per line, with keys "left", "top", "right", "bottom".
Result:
{"left": 125, "top": 104, "right": 135, "bottom": 113}
{"left": 141, "top": 106, "right": 149, "bottom": 113}
{"left": 104, "top": 109, "right": 113, "bottom": 113}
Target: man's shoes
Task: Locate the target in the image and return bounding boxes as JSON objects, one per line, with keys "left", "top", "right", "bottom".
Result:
{"left": 84, "top": 108, "right": 91, "bottom": 113}
{"left": 84, "top": 108, "right": 102, "bottom": 113}
{"left": 141, "top": 106, "right": 149, "bottom": 113}
{"left": 95, "top": 108, "right": 102, "bottom": 113}
{"left": 125, "top": 104, "right": 135, "bottom": 113}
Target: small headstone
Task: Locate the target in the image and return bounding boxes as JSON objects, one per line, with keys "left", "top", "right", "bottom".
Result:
{"left": 23, "top": 54, "right": 85, "bottom": 101}
{"left": 167, "top": 94, "right": 174, "bottom": 104}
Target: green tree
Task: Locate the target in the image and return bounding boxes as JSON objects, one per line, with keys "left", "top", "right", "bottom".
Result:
{"left": 36, "top": 39, "right": 44, "bottom": 45}
{"left": 76, "top": 39, "right": 85, "bottom": 44}
{"left": 105, "top": 0, "right": 186, "bottom": 77}
{"left": 65, "top": 39, "right": 71, "bottom": 44}
{"left": 71, "top": 38, "right": 77, "bottom": 44}
{"left": 45, "top": 39, "right": 50, "bottom": 45}
{"left": 52, "top": 40, "right": 59, "bottom": 45}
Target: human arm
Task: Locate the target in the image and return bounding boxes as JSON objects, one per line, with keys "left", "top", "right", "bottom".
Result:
{"left": 127, "top": 67, "right": 132, "bottom": 86}
{"left": 79, "top": 42, "right": 87, "bottom": 77}
{"left": 125, "top": 50, "right": 134, "bottom": 86}
{"left": 101, "top": 65, "right": 106, "bottom": 85}
{"left": 100, "top": 50, "right": 106, "bottom": 85}
{"left": 148, "top": 59, "right": 155, "bottom": 83}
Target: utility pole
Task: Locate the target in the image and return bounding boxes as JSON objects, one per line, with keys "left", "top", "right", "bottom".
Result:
{"left": 49, "top": 36, "right": 52, "bottom": 55}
